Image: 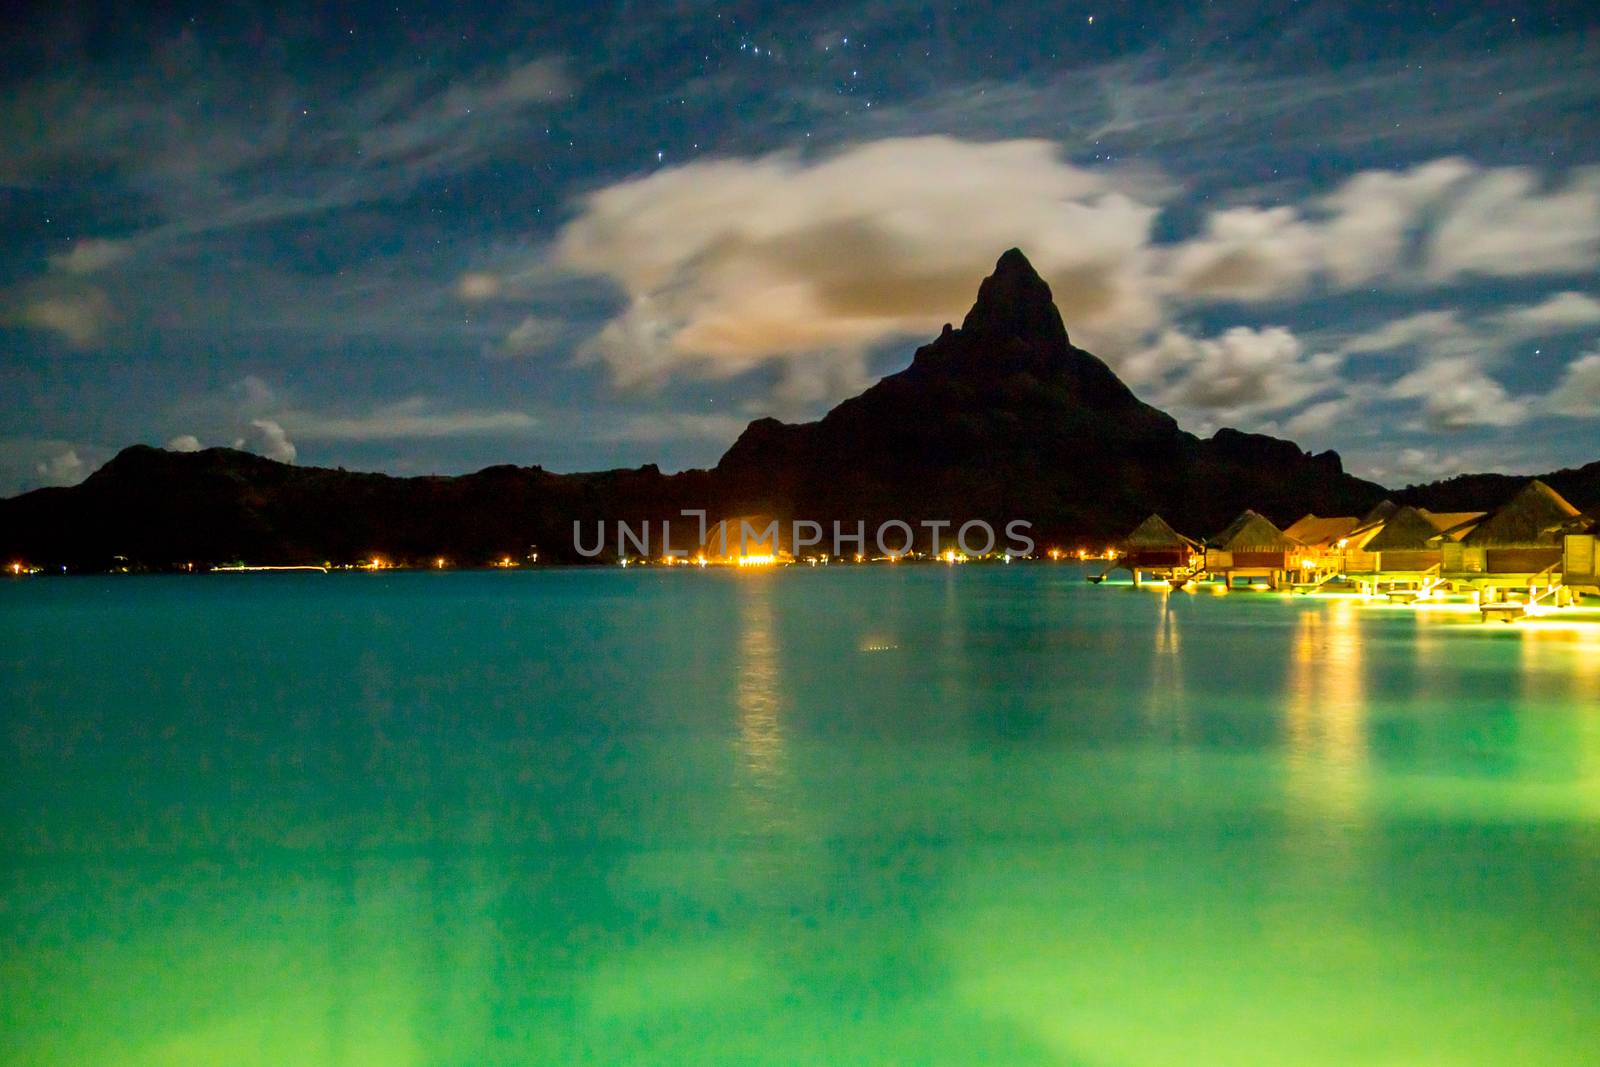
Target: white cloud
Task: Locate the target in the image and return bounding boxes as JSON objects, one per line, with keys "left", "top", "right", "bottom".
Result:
{"left": 1388, "top": 358, "right": 1529, "bottom": 430}
{"left": 1282, "top": 397, "right": 1355, "bottom": 438}
{"left": 230, "top": 375, "right": 279, "bottom": 410}
{"left": 1427, "top": 167, "right": 1600, "bottom": 281}
{"left": 1166, "top": 206, "right": 1321, "bottom": 301}
{"left": 1545, "top": 351, "right": 1600, "bottom": 418}
{"left": 280, "top": 398, "right": 536, "bottom": 441}
{"left": 558, "top": 136, "right": 1164, "bottom": 404}
{"left": 34, "top": 448, "right": 88, "bottom": 486}
{"left": 166, "top": 434, "right": 202, "bottom": 452}
{"left": 17, "top": 289, "right": 114, "bottom": 348}
{"left": 1338, "top": 310, "right": 1476, "bottom": 359}
{"left": 1384, "top": 447, "right": 1471, "bottom": 484}
{"left": 498, "top": 314, "right": 565, "bottom": 357}
{"left": 1489, "top": 291, "right": 1600, "bottom": 336}
{"left": 238, "top": 419, "right": 297, "bottom": 463}
{"left": 48, "top": 238, "right": 132, "bottom": 274}
{"left": 1164, "top": 159, "right": 1600, "bottom": 303}
{"left": 592, "top": 411, "right": 749, "bottom": 443}
{"left": 1124, "top": 325, "right": 1341, "bottom": 426}
{"left": 456, "top": 272, "right": 503, "bottom": 302}
{"left": 1315, "top": 158, "right": 1475, "bottom": 286}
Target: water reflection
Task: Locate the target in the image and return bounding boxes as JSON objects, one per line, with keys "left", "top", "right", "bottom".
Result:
{"left": 1144, "top": 590, "right": 1188, "bottom": 740}
{"left": 1519, "top": 623, "right": 1600, "bottom": 819}
{"left": 1284, "top": 600, "right": 1369, "bottom": 830}
{"left": 735, "top": 576, "right": 788, "bottom": 820}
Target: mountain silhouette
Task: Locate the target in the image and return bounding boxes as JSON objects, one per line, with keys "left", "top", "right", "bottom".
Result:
{"left": 2, "top": 249, "right": 1594, "bottom": 568}
{"left": 715, "top": 249, "right": 1380, "bottom": 538}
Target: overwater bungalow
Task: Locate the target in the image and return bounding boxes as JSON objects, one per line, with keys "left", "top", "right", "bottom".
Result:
{"left": 1205, "top": 510, "right": 1297, "bottom": 589}
{"left": 1564, "top": 529, "right": 1600, "bottom": 598}
{"left": 1443, "top": 480, "right": 1593, "bottom": 609}
{"left": 1114, "top": 514, "right": 1204, "bottom": 587}
{"left": 1283, "top": 513, "right": 1361, "bottom": 586}
{"left": 1346, "top": 505, "right": 1483, "bottom": 596}
{"left": 1325, "top": 502, "right": 1395, "bottom": 575}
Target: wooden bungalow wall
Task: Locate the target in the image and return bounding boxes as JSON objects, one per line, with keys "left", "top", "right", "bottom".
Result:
{"left": 1565, "top": 534, "right": 1598, "bottom": 586}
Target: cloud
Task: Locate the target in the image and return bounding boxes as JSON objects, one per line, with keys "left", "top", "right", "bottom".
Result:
{"left": 354, "top": 58, "right": 572, "bottom": 171}
{"left": 0, "top": 53, "right": 574, "bottom": 250}
{"left": 498, "top": 315, "right": 566, "bottom": 357}
{"left": 1388, "top": 358, "right": 1529, "bottom": 431}
{"left": 166, "top": 434, "right": 202, "bottom": 452}
{"left": 48, "top": 238, "right": 132, "bottom": 275}
{"left": 1123, "top": 325, "right": 1341, "bottom": 426}
{"left": 1427, "top": 167, "right": 1600, "bottom": 281}
{"left": 1166, "top": 206, "right": 1322, "bottom": 301}
{"left": 1489, "top": 291, "right": 1600, "bottom": 336}
{"left": 456, "top": 272, "right": 504, "bottom": 302}
{"left": 553, "top": 142, "right": 1600, "bottom": 423}
{"left": 1383, "top": 447, "right": 1471, "bottom": 484}
{"left": 1313, "top": 159, "right": 1476, "bottom": 286}
{"left": 16, "top": 289, "right": 114, "bottom": 348}
{"left": 280, "top": 398, "right": 536, "bottom": 441}
{"left": 1282, "top": 397, "right": 1356, "bottom": 438}
{"left": 231, "top": 375, "right": 279, "bottom": 411}
{"left": 1545, "top": 352, "right": 1600, "bottom": 418}
{"left": 558, "top": 136, "right": 1164, "bottom": 403}
{"left": 590, "top": 411, "right": 749, "bottom": 444}
{"left": 237, "top": 419, "right": 297, "bottom": 463}
{"left": 34, "top": 448, "right": 88, "bottom": 486}
{"left": 1337, "top": 310, "right": 1476, "bottom": 360}
{"left": 1165, "top": 159, "right": 1600, "bottom": 302}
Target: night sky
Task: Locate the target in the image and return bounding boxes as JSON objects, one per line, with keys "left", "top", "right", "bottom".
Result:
{"left": 3, "top": 1, "right": 1599, "bottom": 496}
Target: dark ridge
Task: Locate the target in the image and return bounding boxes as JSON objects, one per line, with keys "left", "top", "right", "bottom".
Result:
{"left": 1, "top": 248, "right": 1590, "bottom": 568}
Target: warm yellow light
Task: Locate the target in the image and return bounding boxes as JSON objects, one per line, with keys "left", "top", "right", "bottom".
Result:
{"left": 435, "top": 557, "right": 447, "bottom": 569}
{"left": 737, "top": 554, "right": 777, "bottom": 567}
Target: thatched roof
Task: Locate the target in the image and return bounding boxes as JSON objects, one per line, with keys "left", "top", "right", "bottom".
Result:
{"left": 1209, "top": 510, "right": 1295, "bottom": 550}
{"left": 1425, "top": 512, "right": 1485, "bottom": 542}
{"left": 1361, "top": 499, "right": 1398, "bottom": 525}
{"left": 1364, "top": 506, "right": 1442, "bottom": 551}
{"left": 1282, "top": 514, "right": 1360, "bottom": 548}
{"left": 1362, "top": 506, "right": 1486, "bottom": 551}
{"left": 1120, "top": 513, "right": 1200, "bottom": 550}
{"left": 1464, "top": 480, "right": 1589, "bottom": 547}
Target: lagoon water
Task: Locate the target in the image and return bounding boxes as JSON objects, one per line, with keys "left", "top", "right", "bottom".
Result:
{"left": 2, "top": 566, "right": 1598, "bottom": 1065}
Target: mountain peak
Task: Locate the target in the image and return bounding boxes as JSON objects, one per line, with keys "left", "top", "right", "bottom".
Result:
{"left": 959, "top": 248, "right": 1069, "bottom": 346}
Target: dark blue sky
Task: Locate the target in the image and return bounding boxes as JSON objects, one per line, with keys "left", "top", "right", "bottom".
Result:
{"left": 3, "top": 1, "right": 1599, "bottom": 494}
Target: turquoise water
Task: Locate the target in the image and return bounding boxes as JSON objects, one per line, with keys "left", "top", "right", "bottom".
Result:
{"left": 2, "top": 567, "right": 1598, "bottom": 1065}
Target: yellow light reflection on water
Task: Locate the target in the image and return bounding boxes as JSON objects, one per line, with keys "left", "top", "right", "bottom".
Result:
{"left": 1284, "top": 599, "right": 1369, "bottom": 831}
{"left": 734, "top": 576, "right": 788, "bottom": 821}
{"left": 1145, "top": 590, "right": 1187, "bottom": 739}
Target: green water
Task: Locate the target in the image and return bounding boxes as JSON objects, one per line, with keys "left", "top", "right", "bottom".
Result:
{"left": 2, "top": 567, "right": 1597, "bottom": 1066}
